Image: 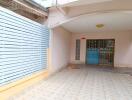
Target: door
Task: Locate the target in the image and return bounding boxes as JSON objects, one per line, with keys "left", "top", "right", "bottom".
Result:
{"left": 86, "top": 39, "right": 115, "bottom": 66}
{"left": 86, "top": 48, "right": 99, "bottom": 64}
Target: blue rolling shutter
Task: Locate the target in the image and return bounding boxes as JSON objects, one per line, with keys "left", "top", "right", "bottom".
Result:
{"left": 0, "top": 7, "right": 49, "bottom": 86}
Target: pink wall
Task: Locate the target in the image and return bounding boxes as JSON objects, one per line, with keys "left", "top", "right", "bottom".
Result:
{"left": 47, "top": 1, "right": 132, "bottom": 28}
{"left": 70, "top": 31, "right": 132, "bottom": 68}
{"left": 50, "top": 27, "right": 71, "bottom": 73}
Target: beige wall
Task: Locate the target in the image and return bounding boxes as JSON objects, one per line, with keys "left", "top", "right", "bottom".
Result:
{"left": 70, "top": 31, "right": 132, "bottom": 68}
{"left": 50, "top": 27, "right": 71, "bottom": 74}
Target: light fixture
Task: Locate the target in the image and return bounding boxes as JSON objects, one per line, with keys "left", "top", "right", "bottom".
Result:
{"left": 96, "top": 24, "right": 104, "bottom": 28}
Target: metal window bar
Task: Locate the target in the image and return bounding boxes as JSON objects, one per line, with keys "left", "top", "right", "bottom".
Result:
{"left": 75, "top": 39, "right": 80, "bottom": 60}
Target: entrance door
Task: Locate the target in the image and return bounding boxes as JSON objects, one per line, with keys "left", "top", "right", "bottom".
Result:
{"left": 86, "top": 39, "right": 115, "bottom": 66}
{"left": 86, "top": 48, "right": 99, "bottom": 64}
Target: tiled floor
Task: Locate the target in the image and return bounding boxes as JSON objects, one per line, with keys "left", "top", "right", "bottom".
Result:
{"left": 10, "top": 65, "right": 132, "bottom": 100}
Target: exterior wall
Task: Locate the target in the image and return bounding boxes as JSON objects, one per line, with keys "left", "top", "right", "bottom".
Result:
{"left": 70, "top": 31, "right": 132, "bottom": 68}
{"left": 47, "top": 1, "right": 132, "bottom": 28}
{"left": 46, "top": 8, "right": 69, "bottom": 28}
{"left": 50, "top": 27, "right": 71, "bottom": 74}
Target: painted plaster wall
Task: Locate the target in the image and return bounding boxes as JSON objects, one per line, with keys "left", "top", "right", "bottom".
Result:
{"left": 50, "top": 27, "right": 71, "bottom": 73}
{"left": 70, "top": 31, "right": 132, "bottom": 67}
{"left": 47, "top": 1, "right": 132, "bottom": 28}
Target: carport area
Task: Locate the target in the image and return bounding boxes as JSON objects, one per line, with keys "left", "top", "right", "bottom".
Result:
{"left": 10, "top": 65, "right": 132, "bottom": 100}
{"left": 0, "top": 0, "right": 132, "bottom": 100}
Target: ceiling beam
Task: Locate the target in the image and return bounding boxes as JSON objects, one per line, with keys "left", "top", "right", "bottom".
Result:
{"left": 56, "top": 7, "right": 69, "bottom": 15}
{"left": 12, "top": 0, "right": 48, "bottom": 17}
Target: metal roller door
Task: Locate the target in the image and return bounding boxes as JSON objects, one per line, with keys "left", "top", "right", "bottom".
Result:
{"left": 0, "top": 7, "right": 49, "bottom": 86}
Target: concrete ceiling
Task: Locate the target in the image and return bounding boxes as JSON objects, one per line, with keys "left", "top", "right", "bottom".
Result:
{"left": 61, "top": 12, "right": 132, "bottom": 33}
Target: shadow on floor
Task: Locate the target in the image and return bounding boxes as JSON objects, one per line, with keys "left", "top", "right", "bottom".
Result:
{"left": 76, "top": 64, "right": 132, "bottom": 76}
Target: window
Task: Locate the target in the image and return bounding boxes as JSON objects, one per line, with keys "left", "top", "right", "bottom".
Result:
{"left": 75, "top": 39, "right": 80, "bottom": 60}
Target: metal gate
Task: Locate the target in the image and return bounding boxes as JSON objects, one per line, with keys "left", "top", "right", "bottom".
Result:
{"left": 86, "top": 39, "right": 115, "bottom": 66}
{"left": 0, "top": 7, "right": 49, "bottom": 86}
